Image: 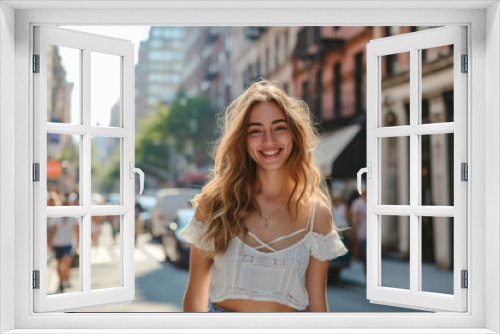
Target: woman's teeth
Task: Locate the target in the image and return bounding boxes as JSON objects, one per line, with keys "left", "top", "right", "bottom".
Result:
{"left": 262, "top": 149, "right": 280, "bottom": 156}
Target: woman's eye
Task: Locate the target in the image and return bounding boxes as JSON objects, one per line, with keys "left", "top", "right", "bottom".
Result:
{"left": 249, "top": 129, "right": 261, "bottom": 135}
{"left": 275, "top": 126, "right": 287, "bottom": 131}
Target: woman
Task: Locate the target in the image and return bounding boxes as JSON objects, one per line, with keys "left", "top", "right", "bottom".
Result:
{"left": 181, "top": 80, "right": 347, "bottom": 312}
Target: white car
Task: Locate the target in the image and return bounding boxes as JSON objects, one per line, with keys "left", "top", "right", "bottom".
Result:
{"left": 149, "top": 188, "right": 201, "bottom": 240}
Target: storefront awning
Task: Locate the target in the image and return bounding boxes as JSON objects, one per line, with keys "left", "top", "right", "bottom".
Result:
{"left": 315, "top": 124, "right": 362, "bottom": 176}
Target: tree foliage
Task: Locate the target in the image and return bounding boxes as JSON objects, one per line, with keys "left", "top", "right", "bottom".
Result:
{"left": 134, "top": 91, "right": 216, "bottom": 183}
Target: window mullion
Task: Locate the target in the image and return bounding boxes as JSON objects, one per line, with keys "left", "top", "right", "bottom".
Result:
{"left": 82, "top": 47, "right": 91, "bottom": 294}
{"left": 409, "top": 47, "right": 420, "bottom": 294}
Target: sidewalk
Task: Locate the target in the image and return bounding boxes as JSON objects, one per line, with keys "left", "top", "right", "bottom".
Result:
{"left": 340, "top": 258, "right": 454, "bottom": 295}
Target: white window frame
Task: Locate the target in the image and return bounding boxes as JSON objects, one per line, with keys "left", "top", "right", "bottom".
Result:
{"left": 0, "top": 2, "right": 498, "bottom": 333}
{"left": 366, "top": 26, "right": 468, "bottom": 312}
{"left": 33, "top": 25, "right": 136, "bottom": 312}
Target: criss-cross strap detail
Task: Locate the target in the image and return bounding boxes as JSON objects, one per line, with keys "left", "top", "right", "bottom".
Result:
{"left": 247, "top": 231, "right": 278, "bottom": 252}
{"left": 247, "top": 201, "right": 318, "bottom": 252}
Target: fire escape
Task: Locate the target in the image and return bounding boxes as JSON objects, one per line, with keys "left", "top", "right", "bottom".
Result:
{"left": 243, "top": 27, "right": 267, "bottom": 88}
{"left": 293, "top": 27, "right": 344, "bottom": 121}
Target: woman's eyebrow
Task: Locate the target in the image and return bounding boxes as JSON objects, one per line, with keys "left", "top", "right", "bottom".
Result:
{"left": 247, "top": 119, "right": 287, "bottom": 127}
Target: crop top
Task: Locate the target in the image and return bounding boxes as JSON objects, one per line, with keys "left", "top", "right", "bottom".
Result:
{"left": 179, "top": 202, "right": 348, "bottom": 311}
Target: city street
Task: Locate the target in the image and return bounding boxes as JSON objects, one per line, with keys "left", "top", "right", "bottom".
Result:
{"left": 47, "top": 222, "right": 439, "bottom": 313}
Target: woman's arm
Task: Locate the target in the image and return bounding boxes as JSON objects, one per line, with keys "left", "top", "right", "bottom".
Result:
{"left": 183, "top": 244, "right": 213, "bottom": 312}
{"left": 305, "top": 256, "right": 329, "bottom": 312}
{"left": 183, "top": 206, "right": 213, "bottom": 312}
{"left": 305, "top": 202, "right": 334, "bottom": 312}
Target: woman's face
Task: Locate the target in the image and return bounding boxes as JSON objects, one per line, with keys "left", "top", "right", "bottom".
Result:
{"left": 246, "top": 101, "right": 293, "bottom": 172}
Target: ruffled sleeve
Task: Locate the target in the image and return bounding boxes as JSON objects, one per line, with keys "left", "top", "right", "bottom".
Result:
{"left": 179, "top": 217, "right": 215, "bottom": 251}
{"left": 310, "top": 230, "right": 348, "bottom": 262}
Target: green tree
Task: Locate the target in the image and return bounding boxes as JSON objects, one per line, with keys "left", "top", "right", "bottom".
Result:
{"left": 166, "top": 90, "right": 216, "bottom": 165}
{"left": 135, "top": 103, "right": 172, "bottom": 182}
{"left": 134, "top": 92, "right": 217, "bottom": 185}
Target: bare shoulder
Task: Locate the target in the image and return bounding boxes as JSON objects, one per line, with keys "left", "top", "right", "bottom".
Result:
{"left": 311, "top": 201, "right": 334, "bottom": 235}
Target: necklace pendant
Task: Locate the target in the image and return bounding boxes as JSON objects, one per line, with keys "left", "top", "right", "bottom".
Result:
{"left": 264, "top": 223, "right": 269, "bottom": 228}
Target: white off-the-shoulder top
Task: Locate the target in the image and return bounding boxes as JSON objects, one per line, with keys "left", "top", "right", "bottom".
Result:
{"left": 179, "top": 202, "right": 348, "bottom": 311}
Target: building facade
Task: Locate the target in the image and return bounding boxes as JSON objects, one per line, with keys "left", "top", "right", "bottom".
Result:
{"left": 182, "top": 27, "right": 232, "bottom": 110}
{"left": 231, "top": 26, "right": 300, "bottom": 96}
{"left": 135, "top": 26, "right": 186, "bottom": 120}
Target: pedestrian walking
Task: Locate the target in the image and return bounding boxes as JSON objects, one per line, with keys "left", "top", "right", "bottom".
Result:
{"left": 48, "top": 198, "right": 79, "bottom": 293}
{"left": 135, "top": 199, "right": 144, "bottom": 247}
{"left": 181, "top": 80, "right": 347, "bottom": 312}
{"left": 331, "top": 191, "right": 348, "bottom": 229}
{"left": 351, "top": 185, "right": 367, "bottom": 276}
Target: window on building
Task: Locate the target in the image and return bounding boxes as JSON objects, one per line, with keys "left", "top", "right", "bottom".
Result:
{"left": 148, "top": 73, "right": 163, "bottom": 82}
{"left": 265, "top": 47, "right": 270, "bottom": 75}
{"left": 302, "top": 80, "right": 309, "bottom": 107}
{"left": 334, "top": 62, "right": 342, "bottom": 118}
{"left": 314, "top": 26, "right": 321, "bottom": 43}
{"left": 284, "top": 30, "right": 289, "bottom": 56}
{"left": 315, "top": 70, "right": 323, "bottom": 118}
{"left": 275, "top": 37, "right": 280, "bottom": 68}
{"left": 385, "top": 26, "right": 399, "bottom": 75}
{"left": 148, "top": 50, "right": 163, "bottom": 61}
{"left": 355, "top": 52, "right": 365, "bottom": 115}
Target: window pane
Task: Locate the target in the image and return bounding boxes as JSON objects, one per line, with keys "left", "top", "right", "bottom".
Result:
{"left": 91, "top": 215, "right": 121, "bottom": 290}
{"left": 421, "top": 216, "right": 454, "bottom": 295}
{"left": 381, "top": 215, "right": 410, "bottom": 290}
{"left": 381, "top": 137, "right": 409, "bottom": 205}
{"left": 91, "top": 52, "right": 121, "bottom": 127}
{"left": 47, "top": 216, "right": 81, "bottom": 294}
{"left": 420, "top": 45, "right": 454, "bottom": 124}
{"left": 380, "top": 51, "right": 410, "bottom": 127}
{"left": 47, "top": 134, "right": 80, "bottom": 204}
{"left": 421, "top": 134, "right": 454, "bottom": 206}
{"left": 47, "top": 45, "right": 80, "bottom": 124}
{"left": 91, "top": 137, "right": 121, "bottom": 205}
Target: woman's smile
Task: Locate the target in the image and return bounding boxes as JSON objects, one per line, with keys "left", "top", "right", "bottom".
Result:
{"left": 260, "top": 148, "right": 281, "bottom": 158}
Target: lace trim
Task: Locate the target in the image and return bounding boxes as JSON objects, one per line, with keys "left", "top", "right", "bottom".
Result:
{"left": 309, "top": 230, "right": 348, "bottom": 261}
{"left": 179, "top": 217, "right": 214, "bottom": 251}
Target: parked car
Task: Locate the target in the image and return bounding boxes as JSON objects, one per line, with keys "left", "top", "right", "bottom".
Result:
{"left": 137, "top": 194, "right": 156, "bottom": 232}
{"left": 150, "top": 188, "right": 201, "bottom": 241}
{"left": 162, "top": 208, "right": 195, "bottom": 267}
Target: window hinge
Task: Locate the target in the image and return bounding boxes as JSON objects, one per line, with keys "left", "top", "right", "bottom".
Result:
{"left": 461, "top": 270, "right": 468, "bottom": 289}
{"left": 461, "top": 54, "right": 468, "bottom": 73}
{"left": 33, "top": 163, "right": 40, "bottom": 182}
{"left": 461, "top": 163, "right": 468, "bottom": 181}
{"left": 33, "top": 270, "right": 40, "bottom": 289}
{"left": 33, "top": 54, "right": 40, "bottom": 73}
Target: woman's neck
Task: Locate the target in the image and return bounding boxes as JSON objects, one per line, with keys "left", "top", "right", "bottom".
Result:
{"left": 254, "top": 167, "right": 293, "bottom": 200}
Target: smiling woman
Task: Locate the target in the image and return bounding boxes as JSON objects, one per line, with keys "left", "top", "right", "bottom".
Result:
{"left": 180, "top": 80, "right": 347, "bottom": 312}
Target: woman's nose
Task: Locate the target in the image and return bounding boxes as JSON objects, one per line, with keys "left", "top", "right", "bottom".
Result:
{"left": 263, "top": 130, "right": 275, "bottom": 143}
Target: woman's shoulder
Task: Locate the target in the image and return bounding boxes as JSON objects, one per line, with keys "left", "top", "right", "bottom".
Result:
{"left": 311, "top": 200, "right": 334, "bottom": 235}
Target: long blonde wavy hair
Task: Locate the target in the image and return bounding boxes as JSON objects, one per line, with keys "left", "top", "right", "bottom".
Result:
{"left": 193, "top": 80, "right": 332, "bottom": 257}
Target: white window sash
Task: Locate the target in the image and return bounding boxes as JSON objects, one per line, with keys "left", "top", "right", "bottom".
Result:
{"left": 366, "top": 26, "right": 467, "bottom": 312}
{"left": 33, "top": 25, "right": 136, "bottom": 312}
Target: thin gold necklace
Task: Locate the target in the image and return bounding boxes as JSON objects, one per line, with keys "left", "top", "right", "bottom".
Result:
{"left": 260, "top": 201, "right": 287, "bottom": 229}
